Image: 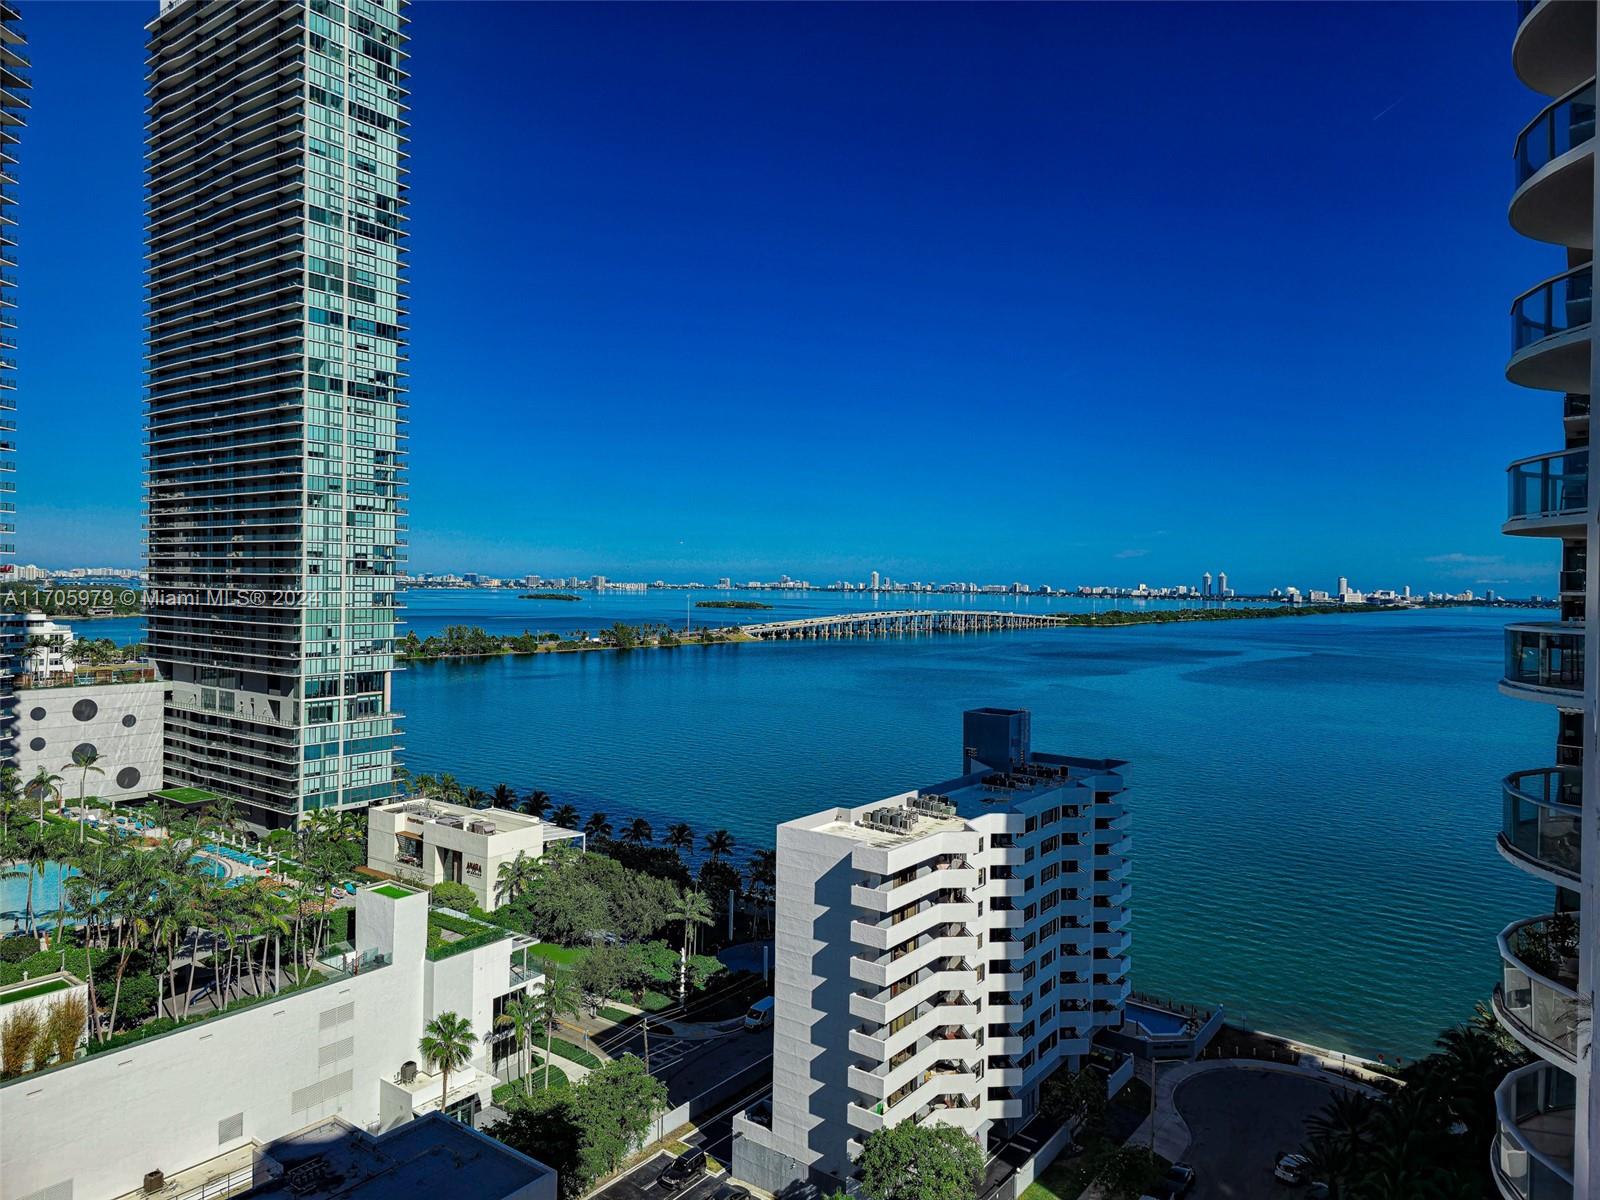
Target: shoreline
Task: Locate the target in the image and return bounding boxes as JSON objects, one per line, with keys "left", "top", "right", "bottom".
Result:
{"left": 396, "top": 602, "right": 1410, "bottom": 664}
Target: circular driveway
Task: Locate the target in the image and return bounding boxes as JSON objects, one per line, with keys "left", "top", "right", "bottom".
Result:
{"left": 1175, "top": 1067, "right": 1341, "bottom": 1200}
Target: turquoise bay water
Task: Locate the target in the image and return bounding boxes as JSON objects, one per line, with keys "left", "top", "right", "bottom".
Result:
{"left": 82, "top": 592, "right": 1548, "bottom": 1060}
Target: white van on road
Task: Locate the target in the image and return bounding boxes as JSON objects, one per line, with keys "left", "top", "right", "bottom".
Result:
{"left": 744, "top": 997, "right": 775, "bottom": 1030}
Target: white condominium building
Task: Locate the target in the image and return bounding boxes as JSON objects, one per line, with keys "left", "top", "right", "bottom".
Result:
{"left": 1497, "top": 4, "right": 1599, "bottom": 1198}
{"left": 367, "top": 797, "right": 586, "bottom": 911}
{"left": 734, "top": 708, "right": 1130, "bottom": 1194}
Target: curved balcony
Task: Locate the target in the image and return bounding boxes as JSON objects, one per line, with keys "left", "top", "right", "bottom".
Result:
{"left": 1512, "top": 81, "right": 1595, "bottom": 248}
{"left": 1499, "top": 768, "right": 1582, "bottom": 884}
{"left": 1514, "top": 2, "right": 1597, "bottom": 100}
{"left": 1495, "top": 916, "right": 1581, "bottom": 1066}
{"left": 1508, "top": 265, "right": 1591, "bottom": 393}
{"left": 1501, "top": 623, "right": 1584, "bottom": 705}
{"left": 1492, "top": 1061, "right": 1575, "bottom": 1200}
{"left": 1505, "top": 449, "right": 1587, "bottom": 536}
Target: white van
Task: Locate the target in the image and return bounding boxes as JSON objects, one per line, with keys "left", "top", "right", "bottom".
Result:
{"left": 744, "top": 996, "right": 775, "bottom": 1030}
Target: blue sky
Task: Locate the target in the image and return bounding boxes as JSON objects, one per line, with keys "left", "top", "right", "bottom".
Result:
{"left": 19, "top": 2, "right": 1561, "bottom": 592}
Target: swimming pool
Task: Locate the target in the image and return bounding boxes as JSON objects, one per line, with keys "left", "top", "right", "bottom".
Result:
{"left": 0, "top": 862, "right": 78, "bottom": 931}
{"left": 193, "top": 856, "right": 229, "bottom": 881}
{"left": 1126, "top": 1001, "right": 1191, "bottom": 1037}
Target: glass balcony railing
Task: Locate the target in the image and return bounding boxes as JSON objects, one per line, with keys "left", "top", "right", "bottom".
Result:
{"left": 1504, "top": 623, "right": 1585, "bottom": 695}
{"left": 1516, "top": 81, "right": 1596, "bottom": 187}
{"left": 1497, "top": 916, "right": 1581, "bottom": 1063}
{"left": 1501, "top": 769, "right": 1582, "bottom": 881}
{"left": 1513, "top": 265, "right": 1592, "bottom": 354}
{"left": 1506, "top": 450, "right": 1586, "bottom": 525}
{"left": 1493, "top": 1061, "right": 1575, "bottom": 1200}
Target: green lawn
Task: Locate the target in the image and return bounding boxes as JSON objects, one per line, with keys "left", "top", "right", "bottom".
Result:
{"left": 373, "top": 884, "right": 416, "bottom": 899}
{"left": 524, "top": 942, "right": 588, "bottom": 966}
{"left": 493, "top": 1055, "right": 571, "bottom": 1104}
{"left": 0, "top": 978, "right": 70, "bottom": 1006}
{"left": 546, "top": 1036, "right": 602, "bottom": 1068}
{"left": 598, "top": 1006, "right": 634, "bottom": 1024}
{"left": 152, "top": 786, "right": 218, "bottom": 804}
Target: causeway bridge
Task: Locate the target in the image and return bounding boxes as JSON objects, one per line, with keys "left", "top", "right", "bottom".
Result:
{"left": 738, "top": 609, "right": 1080, "bottom": 640}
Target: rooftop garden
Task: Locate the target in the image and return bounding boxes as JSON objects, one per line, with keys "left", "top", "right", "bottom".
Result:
{"left": 374, "top": 883, "right": 417, "bottom": 900}
{"left": 0, "top": 977, "right": 71, "bottom": 1006}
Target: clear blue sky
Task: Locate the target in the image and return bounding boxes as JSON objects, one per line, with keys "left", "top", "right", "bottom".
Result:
{"left": 18, "top": 2, "right": 1560, "bottom": 592}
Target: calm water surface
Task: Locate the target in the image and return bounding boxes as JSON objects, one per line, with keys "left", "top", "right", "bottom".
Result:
{"left": 88, "top": 592, "right": 1548, "bottom": 1059}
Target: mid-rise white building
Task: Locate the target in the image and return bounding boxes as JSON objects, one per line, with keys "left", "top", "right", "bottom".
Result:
{"left": 733, "top": 708, "right": 1131, "bottom": 1194}
{"left": 368, "top": 798, "right": 585, "bottom": 910}
{"left": 1, "top": 884, "right": 551, "bottom": 1200}
{"left": 21, "top": 611, "right": 75, "bottom": 676}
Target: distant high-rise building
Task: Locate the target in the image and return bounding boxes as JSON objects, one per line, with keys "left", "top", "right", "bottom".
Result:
{"left": 1337, "top": 576, "right": 1350, "bottom": 597}
{"left": 870, "top": 570, "right": 880, "bottom": 592}
{"left": 1217, "top": 570, "right": 1228, "bottom": 596}
{"left": 1495, "top": 5, "right": 1598, "bottom": 1197}
{"left": 145, "top": 0, "right": 407, "bottom": 827}
{"left": 0, "top": 5, "right": 25, "bottom": 768}
{"left": 1201, "top": 571, "right": 1212, "bottom": 596}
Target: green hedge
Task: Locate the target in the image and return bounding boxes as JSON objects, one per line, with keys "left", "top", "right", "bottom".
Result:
{"left": 428, "top": 910, "right": 485, "bottom": 937}
{"left": 426, "top": 926, "right": 509, "bottom": 961}
{"left": 0, "top": 946, "right": 113, "bottom": 987}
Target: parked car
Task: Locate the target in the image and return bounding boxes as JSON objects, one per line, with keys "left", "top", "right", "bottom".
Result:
{"left": 1274, "top": 1153, "right": 1311, "bottom": 1184}
{"left": 744, "top": 996, "right": 775, "bottom": 1030}
{"left": 658, "top": 1147, "right": 707, "bottom": 1192}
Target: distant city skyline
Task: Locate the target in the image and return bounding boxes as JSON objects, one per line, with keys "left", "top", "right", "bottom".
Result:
{"left": 9, "top": 4, "right": 1557, "bottom": 596}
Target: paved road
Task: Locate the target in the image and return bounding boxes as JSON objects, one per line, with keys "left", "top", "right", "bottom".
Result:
{"left": 1175, "top": 1068, "right": 1340, "bottom": 1200}
{"left": 589, "top": 1151, "right": 747, "bottom": 1200}
{"left": 605, "top": 1024, "right": 773, "bottom": 1108}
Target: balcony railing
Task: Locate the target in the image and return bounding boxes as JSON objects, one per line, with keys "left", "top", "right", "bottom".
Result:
{"left": 1504, "top": 624, "right": 1585, "bottom": 696}
{"left": 1500, "top": 769, "right": 1581, "bottom": 882}
{"left": 1506, "top": 450, "right": 1587, "bottom": 526}
{"left": 1493, "top": 1061, "right": 1575, "bottom": 1200}
{"left": 1512, "top": 265, "right": 1591, "bottom": 354}
{"left": 1496, "top": 916, "right": 1581, "bottom": 1064}
{"left": 1516, "top": 80, "right": 1596, "bottom": 186}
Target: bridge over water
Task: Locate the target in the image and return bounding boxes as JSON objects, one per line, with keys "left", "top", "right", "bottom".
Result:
{"left": 738, "top": 609, "right": 1081, "bottom": 640}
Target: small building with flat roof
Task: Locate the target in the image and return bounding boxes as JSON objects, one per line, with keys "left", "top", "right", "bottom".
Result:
{"left": 367, "top": 798, "right": 585, "bottom": 910}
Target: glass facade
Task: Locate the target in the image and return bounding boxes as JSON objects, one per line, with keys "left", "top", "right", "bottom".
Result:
{"left": 145, "top": 0, "right": 406, "bottom": 826}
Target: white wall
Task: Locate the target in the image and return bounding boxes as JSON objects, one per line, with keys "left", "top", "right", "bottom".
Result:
{"left": 14, "top": 681, "right": 165, "bottom": 801}
{"left": 0, "top": 887, "right": 534, "bottom": 1200}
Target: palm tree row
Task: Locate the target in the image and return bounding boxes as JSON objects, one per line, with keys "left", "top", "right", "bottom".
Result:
{"left": 0, "top": 795, "right": 360, "bottom": 1057}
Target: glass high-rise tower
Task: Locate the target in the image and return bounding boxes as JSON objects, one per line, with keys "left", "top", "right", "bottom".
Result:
{"left": 0, "top": 5, "right": 25, "bottom": 766}
{"left": 145, "top": 0, "right": 407, "bottom": 828}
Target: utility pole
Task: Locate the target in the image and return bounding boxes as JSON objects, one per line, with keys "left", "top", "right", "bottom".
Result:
{"left": 643, "top": 1013, "right": 651, "bottom": 1072}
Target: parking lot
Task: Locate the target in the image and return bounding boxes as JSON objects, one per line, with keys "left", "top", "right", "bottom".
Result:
{"left": 588, "top": 1151, "right": 744, "bottom": 1200}
{"left": 1175, "top": 1068, "right": 1343, "bottom": 1200}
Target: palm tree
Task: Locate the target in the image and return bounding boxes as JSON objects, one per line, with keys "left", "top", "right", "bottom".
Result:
{"left": 672, "top": 889, "right": 714, "bottom": 999}
{"left": 10, "top": 823, "right": 53, "bottom": 934}
{"left": 523, "top": 789, "right": 552, "bottom": 819}
{"left": 703, "top": 829, "right": 735, "bottom": 861}
{"left": 622, "top": 818, "right": 653, "bottom": 845}
{"left": 584, "top": 811, "right": 612, "bottom": 840}
{"left": 419, "top": 1011, "right": 477, "bottom": 1119}
{"left": 551, "top": 803, "right": 580, "bottom": 829}
{"left": 496, "top": 850, "right": 540, "bottom": 906}
{"left": 25, "top": 766, "right": 62, "bottom": 823}
{"left": 746, "top": 848, "right": 777, "bottom": 934}
{"left": 490, "top": 783, "right": 517, "bottom": 810}
{"left": 665, "top": 823, "right": 694, "bottom": 855}
{"left": 535, "top": 968, "right": 582, "bottom": 1090}
{"left": 496, "top": 992, "right": 541, "bottom": 1097}
{"left": 436, "top": 773, "right": 464, "bottom": 803}
{"left": 65, "top": 748, "right": 104, "bottom": 844}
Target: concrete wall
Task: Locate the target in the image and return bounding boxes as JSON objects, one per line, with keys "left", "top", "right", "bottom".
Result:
{"left": 14, "top": 681, "right": 165, "bottom": 800}
{"left": 769, "top": 815, "right": 860, "bottom": 1182}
